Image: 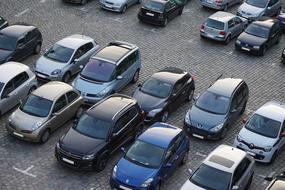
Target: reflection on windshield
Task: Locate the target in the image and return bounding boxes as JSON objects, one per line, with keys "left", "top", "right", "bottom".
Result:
{"left": 44, "top": 44, "right": 74, "bottom": 63}
{"left": 245, "top": 24, "right": 269, "bottom": 38}
{"left": 20, "top": 95, "right": 53, "bottom": 117}
{"left": 140, "top": 78, "right": 172, "bottom": 98}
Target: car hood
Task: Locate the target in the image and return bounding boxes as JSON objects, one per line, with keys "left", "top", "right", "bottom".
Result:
{"left": 35, "top": 56, "right": 66, "bottom": 75}
{"left": 103, "top": 0, "right": 125, "bottom": 4}
{"left": 238, "top": 3, "right": 264, "bottom": 17}
{"left": 116, "top": 158, "right": 158, "bottom": 187}
{"left": 60, "top": 127, "right": 105, "bottom": 155}
{"left": 180, "top": 180, "right": 206, "bottom": 190}
{"left": 0, "top": 49, "right": 13, "bottom": 63}
{"left": 9, "top": 109, "right": 47, "bottom": 130}
{"left": 238, "top": 32, "right": 267, "bottom": 46}
{"left": 133, "top": 89, "right": 166, "bottom": 112}
{"left": 238, "top": 127, "right": 277, "bottom": 147}
{"left": 189, "top": 105, "right": 226, "bottom": 130}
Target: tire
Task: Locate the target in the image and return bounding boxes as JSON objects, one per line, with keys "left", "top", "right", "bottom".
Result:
{"left": 178, "top": 9, "right": 183, "bottom": 15}
{"left": 40, "top": 129, "right": 50, "bottom": 143}
{"left": 62, "top": 72, "right": 71, "bottom": 83}
{"left": 95, "top": 153, "right": 109, "bottom": 172}
{"left": 28, "top": 86, "right": 37, "bottom": 95}
{"left": 180, "top": 151, "right": 189, "bottom": 165}
{"left": 186, "top": 89, "right": 194, "bottom": 102}
{"left": 269, "top": 151, "right": 278, "bottom": 164}
{"left": 276, "top": 36, "right": 280, "bottom": 45}
{"left": 75, "top": 106, "right": 84, "bottom": 118}
{"left": 121, "top": 5, "right": 127, "bottom": 13}
{"left": 220, "top": 127, "right": 228, "bottom": 139}
{"left": 240, "top": 101, "right": 247, "bottom": 115}
{"left": 260, "top": 46, "right": 267, "bottom": 56}
{"left": 81, "top": 0, "right": 87, "bottom": 5}
{"left": 163, "top": 18, "right": 168, "bottom": 27}
{"left": 33, "top": 43, "right": 41, "bottom": 54}
{"left": 224, "top": 35, "right": 231, "bottom": 45}
{"left": 155, "top": 181, "right": 161, "bottom": 190}
{"left": 131, "top": 70, "right": 139, "bottom": 83}
{"left": 161, "top": 110, "right": 169, "bottom": 122}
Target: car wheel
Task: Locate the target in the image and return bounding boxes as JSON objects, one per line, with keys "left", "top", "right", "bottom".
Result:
{"left": 121, "top": 5, "right": 127, "bottom": 13}
{"left": 180, "top": 151, "right": 189, "bottom": 165}
{"left": 33, "top": 43, "right": 41, "bottom": 54}
{"left": 240, "top": 101, "right": 247, "bottom": 115}
{"left": 62, "top": 72, "right": 71, "bottom": 83}
{"left": 75, "top": 106, "right": 84, "bottom": 118}
{"left": 276, "top": 36, "right": 280, "bottom": 45}
{"left": 81, "top": 0, "right": 87, "bottom": 5}
{"left": 269, "top": 150, "right": 278, "bottom": 164}
{"left": 163, "top": 18, "right": 168, "bottom": 27}
{"left": 223, "top": 3, "right": 228, "bottom": 11}
{"left": 186, "top": 89, "right": 194, "bottom": 102}
{"left": 28, "top": 86, "right": 37, "bottom": 95}
{"left": 95, "top": 153, "right": 109, "bottom": 171}
{"left": 224, "top": 35, "right": 231, "bottom": 45}
{"left": 260, "top": 46, "right": 267, "bottom": 56}
{"left": 40, "top": 129, "right": 50, "bottom": 143}
{"left": 220, "top": 127, "right": 228, "bottom": 139}
{"left": 131, "top": 70, "right": 140, "bottom": 83}
{"left": 161, "top": 111, "right": 169, "bottom": 122}
{"left": 155, "top": 181, "right": 161, "bottom": 190}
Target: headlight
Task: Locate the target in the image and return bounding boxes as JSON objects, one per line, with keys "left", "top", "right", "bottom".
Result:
{"left": 112, "top": 165, "right": 117, "bottom": 178}
{"left": 236, "top": 40, "right": 241, "bottom": 45}
{"left": 210, "top": 123, "right": 224, "bottom": 132}
{"left": 148, "top": 108, "right": 163, "bottom": 117}
{"left": 253, "top": 45, "right": 260, "bottom": 49}
{"left": 32, "top": 121, "right": 42, "bottom": 131}
{"left": 264, "top": 146, "right": 272, "bottom": 152}
{"left": 82, "top": 154, "right": 95, "bottom": 160}
{"left": 51, "top": 69, "right": 61, "bottom": 76}
{"left": 140, "top": 178, "right": 153, "bottom": 188}
{"left": 236, "top": 135, "right": 242, "bottom": 142}
{"left": 184, "top": 110, "right": 191, "bottom": 124}
{"left": 97, "top": 89, "right": 108, "bottom": 97}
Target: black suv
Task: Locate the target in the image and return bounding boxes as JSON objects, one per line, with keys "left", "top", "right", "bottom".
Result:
{"left": 265, "top": 172, "right": 285, "bottom": 190}
{"left": 184, "top": 78, "right": 249, "bottom": 140}
{"left": 0, "top": 16, "right": 8, "bottom": 30}
{"left": 0, "top": 25, "right": 42, "bottom": 64}
{"left": 55, "top": 94, "right": 144, "bottom": 171}
{"left": 235, "top": 18, "right": 281, "bottom": 56}
{"left": 138, "top": 0, "right": 185, "bottom": 26}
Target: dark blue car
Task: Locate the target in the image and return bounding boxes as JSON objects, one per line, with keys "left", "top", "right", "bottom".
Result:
{"left": 110, "top": 122, "right": 190, "bottom": 190}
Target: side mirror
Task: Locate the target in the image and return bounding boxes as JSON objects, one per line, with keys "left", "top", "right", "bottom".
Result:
{"left": 267, "top": 6, "right": 272, "bottom": 10}
{"left": 187, "top": 169, "right": 193, "bottom": 175}
{"left": 264, "top": 175, "right": 273, "bottom": 181}
{"left": 121, "top": 147, "right": 126, "bottom": 154}
{"left": 232, "top": 185, "right": 239, "bottom": 190}
{"left": 138, "top": 83, "right": 142, "bottom": 88}
{"left": 230, "top": 108, "right": 238, "bottom": 113}
{"left": 52, "top": 112, "right": 59, "bottom": 117}
{"left": 79, "top": 65, "right": 84, "bottom": 69}
{"left": 73, "top": 58, "right": 79, "bottom": 64}
{"left": 241, "top": 117, "right": 247, "bottom": 124}
{"left": 164, "top": 163, "right": 173, "bottom": 168}
{"left": 19, "top": 99, "right": 23, "bottom": 105}
{"left": 73, "top": 119, "right": 78, "bottom": 125}
{"left": 116, "top": 76, "right": 123, "bottom": 80}
{"left": 193, "top": 93, "right": 200, "bottom": 102}
{"left": 17, "top": 44, "right": 24, "bottom": 49}
{"left": 2, "top": 94, "right": 9, "bottom": 99}
{"left": 280, "top": 132, "right": 285, "bottom": 137}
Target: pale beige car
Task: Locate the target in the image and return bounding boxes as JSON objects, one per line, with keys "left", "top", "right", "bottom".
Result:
{"left": 6, "top": 81, "right": 84, "bottom": 143}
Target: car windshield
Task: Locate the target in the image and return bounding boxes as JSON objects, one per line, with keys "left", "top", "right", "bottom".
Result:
{"left": 140, "top": 78, "right": 172, "bottom": 98}
{"left": 245, "top": 114, "right": 281, "bottom": 138}
{"left": 245, "top": 0, "right": 268, "bottom": 8}
{"left": 80, "top": 58, "right": 116, "bottom": 82}
{"left": 190, "top": 164, "right": 231, "bottom": 190}
{"left": 206, "top": 18, "right": 225, "bottom": 30}
{"left": 125, "top": 140, "right": 165, "bottom": 168}
{"left": 20, "top": 95, "right": 53, "bottom": 117}
{"left": 245, "top": 23, "right": 270, "bottom": 38}
{"left": 196, "top": 91, "right": 229, "bottom": 115}
{"left": 143, "top": 0, "right": 164, "bottom": 12}
{"left": 74, "top": 114, "right": 111, "bottom": 140}
{"left": 0, "top": 82, "right": 4, "bottom": 93}
{"left": 0, "top": 34, "right": 17, "bottom": 51}
{"left": 44, "top": 44, "right": 74, "bottom": 63}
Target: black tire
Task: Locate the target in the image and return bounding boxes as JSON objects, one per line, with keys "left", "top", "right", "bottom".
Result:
{"left": 269, "top": 151, "right": 278, "bottom": 164}
{"left": 186, "top": 89, "right": 194, "bottom": 102}
{"left": 224, "top": 35, "right": 231, "bottom": 45}
{"left": 180, "top": 151, "right": 189, "bottom": 165}
{"left": 131, "top": 70, "right": 140, "bottom": 83}
{"left": 40, "top": 129, "right": 50, "bottom": 143}
{"left": 161, "top": 110, "right": 169, "bottom": 122}
{"left": 260, "top": 46, "right": 267, "bottom": 56}
{"left": 121, "top": 5, "right": 127, "bottom": 13}
{"left": 163, "top": 18, "right": 168, "bottom": 27}
{"left": 28, "top": 86, "right": 37, "bottom": 95}
{"left": 33, "top": 43, "right": 41, "bottom": 54}
{"left": 240, "top": 101, "right": 247, "bottom": 115}
{"left": 220, "top": 127, "right": 228, "bottom": 139}
{"left": 62, "top": 72, "right": 71, "bottom": 83}
{"left": 95, "top": 153, "right": 109, "bottom": 172}
{"left": 81, "top": 0, "right": 87, "bottom": 5}
{"left": 178, "top": 9, "right": 183, "bottom": 15}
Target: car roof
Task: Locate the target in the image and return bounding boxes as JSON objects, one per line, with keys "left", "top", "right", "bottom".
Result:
{"left": 0, "top": 62, "right": 30, "bottom": 83}
{"left": 56, "top": 34, "right": 94, "bottom": 50}
{"left": 151, "top": 67, "right": 188, "bottom": 85}
{"left": 87, "top": 94, "right": 136, "bottom": 121}
{"left": 207, "top": 78, "right": 243, "bottom": 98}
{"left": 0, "top": 25, "right": 35, "bottom": 37}
{"left": 267, "top": 180, "right": 285, "bottom": 190}
{"left": 32, "top": 81, "right": 73, "bottom": 101}
{"left": 138, "top": 122, "right": 182, "bottom": 149}
{"left": 255, "top": 101, "right": 285, "bottom": 122}
{"left": 253, "top": 18, "right": 276, "bottom": 28}
{"left": 209, "top": 11, "right": 236, "bottom": 23}
{"left": 204, "top": 145, "right": 246, "bottom": 173}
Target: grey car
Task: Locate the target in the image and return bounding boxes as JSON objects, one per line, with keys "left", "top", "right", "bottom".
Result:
{"left": 0, "top": 62, "right": 37, "bottom": 116}
{"left": 34, "top": 34, "right": 99, "bottom": 82}
{"left": 6, "top": 81, "right": 84, "bottom": 143}
{"left": 237, "top": 0, "right": 282, "bottom": 21}
{"left": 200, "top": 11, "right": 248, "bottom": 44}
{"left": 100, "top": 0, "right": 139, "bottom": 13}
{"left": 200, "top": 0, "right": 242, "bottom": 10}
{"left": 73, "top": 41, "right": 141, "bottom": 105}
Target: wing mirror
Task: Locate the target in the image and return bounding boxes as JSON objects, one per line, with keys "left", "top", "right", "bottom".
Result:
{"left": 79, "top": 65, "right": 84, "bottom": 69}
{"left": 164, "top": 162, "right": 173, "bottom": 168}
{"left": 121, "top": 147, "right": 126, "bottom": 154}
{"left": 73, "top": 58, "right": 79, "bottom": 64}
{"left": 187, "top": 169, "right": 193, "bottom": 176}
{"left": 193, "top": 93, "right": 200, "bottom": 102}
{"left": 241, "top": 117, "right": 247, "bottom": 124}
{"left": 230, "top": 108, "right": 238, "bottom": 113}
{"left": 281, "top": 132, "right": 285, "bottom": 138}
{"left": 52, "top": 112, "right": 59, "bottom": 117}
{"left": 116, "top": 76, "right": 123, "bottom": 80}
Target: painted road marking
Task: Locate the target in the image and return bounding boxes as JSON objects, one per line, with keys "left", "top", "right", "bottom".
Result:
{"left": 13, "top": 165, "right": 37, "bottom": 178}
{"left": 15, "top": 9, "right": 30, "bottom": 17}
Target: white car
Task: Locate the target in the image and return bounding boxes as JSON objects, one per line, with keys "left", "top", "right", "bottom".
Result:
{"left": 180, "top": 145, "right": 254, "bottom": 190}
{"left": 234, "top": 101, "right": 285, "bottom": 163}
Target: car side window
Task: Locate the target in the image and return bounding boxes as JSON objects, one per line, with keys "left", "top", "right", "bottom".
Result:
{"left": 173, "top": 80, "right": 184, "bottom": 95}
{"left": 169, "top": 0, "right": 176, "bottom": 8}
{"left": 52, "top": 95, "right": 68, "bottom": 113}
{"left": 73, "top": 45, "right": 85, "bottom": 60}
{"left": 268, "top": 0, "right": 277, "bottom": 6}
{"left": 84, "top": 42, "right": 94, "bottom": 52}
{"left": 228, "top": 19, "right": 235, "bottom": 28}
{"left": 66, "top": 91, "right": 78, "bottom": 103}
{"left": 230, "top": 94, "right": 238, "bottom": 111}
{"left": 234, "top": 17, "right": 242, "bottom": 25}
{"left": 115, "top": 61, "right": 128, "bottom": 77}
{"left": 281, "top": 121, "right": 285, "bottom": 132}
{"left": 165, "top": 133, "right": 183, "bottom": 162}
{"left": 125, "top": 50, "right": 138, "bottom": 69}
{"left": 232, "top": 157, "right": 251, "bottom": 186}
{"left": 113, "top": 107, "right": 138, "bottom": 134}
{"left": 25, "top": 31, "right": 35, "bottom": 42}
{"left": 13, "top": 72, "right": 29, "bottom": 89}
{"left": 1, "top": 80, "right": 14, "bottom": 98}
{"left": 17, "top": 38, "right": 25, "bottom": 48}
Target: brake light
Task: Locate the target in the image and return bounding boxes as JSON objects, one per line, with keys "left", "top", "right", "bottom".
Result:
{"left": 219, "top": 31, "right": 226, "bottom": 36}
{"left": 215, "top": 0, "right": 222, "bottom": 3}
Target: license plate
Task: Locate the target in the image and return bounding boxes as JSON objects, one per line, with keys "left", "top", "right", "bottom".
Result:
{"left": 207, "top": 34, "right": 214, "bottom": 38}
{"left": 62, "top": 157, "right": 74, "bottom": 165}
{"left": 193, "top": 134, "right": 204, "bottom": 139}
{"left": 246, "top": 151, "right": 256, "bottom": 157}
{"left": 37, "top": 73, "right": 47, "bottom": 78}
{"left": 146, "top": 12, "right": 154, "bottom": 16}
{"left": 241, "top": 47, "right": 250, "bottom": 51}
{"left": 119, "top": 185, "right": 132, "bottom": 190}
{"left": 13, "top": 131, "right": 24, "bottom": 138}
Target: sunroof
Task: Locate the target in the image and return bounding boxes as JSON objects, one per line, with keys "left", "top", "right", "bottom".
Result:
{"left": 209, "top": 155, "right": 234, "bottom": 168}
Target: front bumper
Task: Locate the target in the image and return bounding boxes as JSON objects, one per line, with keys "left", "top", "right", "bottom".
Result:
{"left": 6, "top": 123, "right": 40, "bottom": 142}
{"left": 100, "top": 2, "right": 122, "bottom": 12}
{"left": 110, "top": 176, "right": 151, "bottom": 190}
{"left": 35, "top": 71, "right": 62, "bottom": 82}
{"left": 200, "top": 1, "right": 224, "bottom": 10}
{"left": 138, "top": 13, "right": 164, "bottom": 26}
{"left": 183, "top": 121, "right": 222, "bottom": 140}
{"left": 235, "top": 43, "right": 261, "bottom": 55}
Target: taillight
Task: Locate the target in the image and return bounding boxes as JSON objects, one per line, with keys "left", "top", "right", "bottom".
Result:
{"left": 200, "top": 24, "right": 204, "bottom": 30}
{"left": 219, "top": 31, "right": 226, "bottom": 36}
{"left": 215, "top": 0, "right": 222, "bottom": 3}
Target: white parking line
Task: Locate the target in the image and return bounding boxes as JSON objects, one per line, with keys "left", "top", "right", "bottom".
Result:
{"left": 15, "top": 9, "right": 30, "bottom": 17}
{"left": 39, "top": 0, "right": 46, "bottom": 3}
{"left": 109, "top": 17, "right": 123, "bottom": 23}
{"left": 13, "top": 165, "right": 37, "bottom": 178}
{"left": 195, "top": 152, "right": 207, "bottom": 158}
{"left": 143, "top": 28, "right": 159, "bottom": 34}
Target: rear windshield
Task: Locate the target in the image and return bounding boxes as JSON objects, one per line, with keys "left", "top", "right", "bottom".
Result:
{"left": 143, "top": 0, "right": 165, "bottom": 12}
{"left": 206, "top": 18, "right": 225, "bottom": 30}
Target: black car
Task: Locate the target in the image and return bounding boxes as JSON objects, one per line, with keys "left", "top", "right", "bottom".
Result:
{"left": 0, "top": 16, "right": 8, "bottom": 30}
{"left": 0, "top": 25, "right": 42, "bottom": 64}
{"left": 184, "top": 78, "right": 249, "bottom": 140}
{"left": 63, "top": 0, "right": 89, "bottom": 5}
{"left": 235, "top": 18, "right": 281, "bottom": 56}
{"left": 55, "top": 94, "right": 144, "bottom": 171}
{"left": 133, "top": 67, "right": 195, "bottom": 123}
{"left": 138, "top": 0, "right": 185, "bottom": 26}
{"left": 265, "top": 172, "right": 285, "bottom": 190}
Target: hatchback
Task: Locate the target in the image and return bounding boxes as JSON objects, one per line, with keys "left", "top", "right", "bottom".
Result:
{"left": 73, "top": 41, "right": 141, "bottom": 105}
{"left": 200, "top": 0, "right": 242, "bottom": 11}
{"left": 0, "top": 25, "right": 42, "bottom": 64}
{"left": 133, "top": 67, "right": 195, "bottom": 123}
{"left": 55, "top": 94, "right": 144, "bottom": 171}
{"left": 100, "top": 0, "right": 139, "bottom": 13}
{"left": 0, "top": 16, "right": 8, "bottom": 30}
{"left": 234, "top": 101, "right": 285, "bottom": 163}
{"left": 184, "top": 78, "right": 248, "bottom": 140}
{"left": 265, "top": 172, "right": 285, "bottom": 190}
{"left": 200, "top": 11, "right": 248, "bottom": 44}
{"left": 6, "top": 82, "right": 84, "bottom": 143}
{"left": 0, "top": 62, "right": 37, "bottom": 116}
{"left": 110, "top": 122, "right": 190, "bottom": 190}
{"left": 180, "top": 145, "right": 254, "bottom": 190}
{"left": 34, "top": 34, "right": 99, "bottom": 82}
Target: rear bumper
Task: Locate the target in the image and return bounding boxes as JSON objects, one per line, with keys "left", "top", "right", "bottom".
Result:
{"left": 200, "top": 31, "right": 226, "bottom": 42}
{"left": 200, "top": 1, "right": 224, "bottom": 10}
{"left": 138, "top": 13, "right": 164, "bottom": 26}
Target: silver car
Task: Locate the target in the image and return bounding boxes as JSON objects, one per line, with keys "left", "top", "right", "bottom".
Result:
{"left": 200, "top": 0, "right": 242, "bottom": 10}
{"left": 100, "top": 0, "right": 139, "bottom": 13}
{"left": 34, "top": 34, "right": 100, "bottom": 82}
{"left": 200, "top": 11, "right": 248, "bottom": 44}
{"left": 237, "top": 0, "right": 282, "bottom": 21}
{"left": 6, "top": 81, "right": 84, "bottom": 143}
{"left": 0, "top": 62, "right": 37, "bottom": 116}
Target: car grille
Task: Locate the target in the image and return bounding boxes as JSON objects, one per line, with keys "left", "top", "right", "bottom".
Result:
{"left": 58, "top": 146, "right": 82, "bottom": 160}
{"left": 240, "top": 140, "right": 264, "bottom": 151}
{"left": 241, "top": 42, "right": 253, "bottom": 48}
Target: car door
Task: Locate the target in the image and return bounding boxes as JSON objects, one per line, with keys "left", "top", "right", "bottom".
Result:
{"left": 123, "top": 50, "right": 139, "bottom": 84}
{"left": 69, "top": 45, "right": 89, "bottom": 75}
{"left": 113, "top": 60, "right": 128, "bottom": 92}
{"left": 231, "top": 157, "right": 252, "bottom": 190}
{"left": 165, "top": 1, "right": 177, "bottom": 20}
{"left": 66, "top": 91, "right": 81, "bottom": 117}
{"left": 168, "top": 80, "right": 186, "bottom": 112}
{"left": 0, "top": 80, "right": 17, "bottom": 114}
{"left": 228, "top": 92, "right": 240, "bottom": 125}
{"left": 12, "top": 72, "right": 30, "bottom": 101}
{"left": 24, "top": 30, "right": 36, "bottom": 56}
{"left": 13, "top": 37, "right": 26, "bottom": 61}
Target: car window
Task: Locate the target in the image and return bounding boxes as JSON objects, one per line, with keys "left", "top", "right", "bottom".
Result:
{"left": 1, "top": 80, "right": 14, "bottom": 98}
{"left": 66, "top": 91, "right": 78, "bottom": 103}
{"left": 228, "top": 19, "right": 235, "bottom": 28}
{"left": 17, "top": 38, "right": 25, "bottom": 48}
{"left": 85, "top": 42, "right": 94, "bottom": 52}
{"left": 124, "top": 50, "right": 138, "bottom": 69}
{"left": 52, "top": 95, "right": 68, "bottom": 113}
{"left": 73, "top": 45, "right": 85, "bottom": 59}
{"left": 25, "top": 31, "right": 35, "bottom": 42}
{"left": 234, "top": 17, "right": 242, "bottom": 25}
{"left": 268, "top": 0, "right": 277, "bottom": 6}
{"left": 173, "top": 80, "right": 184, "bottom": 94}
{"left": 281, "top": 121, "right": 285, "bottom": 132}
{"left": 230, "top": 94, "right": 238, "bottom": 111}
{"left": 165, "top": 133, "right": 183, "bottom": 162}
{"left": 13, "top": 72, "right": 29, "bottom": 89}
{"left": 115, "top": 60, "right": 128, "bottom": 77}
{"left": 113, "top": 107, "right": 138, "bottom": 134}
{"left": 232, "top": 157, "right": 251, "bottom": 186}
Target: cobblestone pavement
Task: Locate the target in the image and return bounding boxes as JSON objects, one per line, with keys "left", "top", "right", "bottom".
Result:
{"left": 1, "top": 0, "right": 285, "bottom": 189}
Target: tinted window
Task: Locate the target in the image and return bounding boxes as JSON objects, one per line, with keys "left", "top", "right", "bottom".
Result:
{"left": 66, "top": 91, "right": 78, "bottom": 103}
{"left": 113, "top": 108, "right": 137, "bottom": 134}
{"left": 53, "top": 95, "right": 67, "bottom": 113}
{"left": 173, "top": 80, "right": 184, "bottom": 94}
{"left": 20, "top": 95, "right": 53, "bottom": 117}
{"left": 13, "top": 72, "right": 29, "bottom": 89}
{"left": 268, "top": 0, "right": 277, "bottom": 6}
{"left": 245, "top": 0, "right": 268, "bottom": 8}
{"left": 85, "top": 42, "right": 94, "bottom": 52}
{"left": 116, "top": 60, "right": 128, "bottom": 76}
{"left": 143, "top": 0, "right": 165, "bottom": 12}
{"left": 2, "top": 80, "right": 14, "bottom": 98}
{"left": 44, "top": 44, "right": 74, "bottom": 63}
{"left": 228, "top": 19, "right": 235, "bottom": 28}
{"left": 232, "top": 157, "right": 251, "bottom": 185}
{"left": 0, "top": 34, "right": 17, "bottom": 50}
{"left": 140, "top": 77, "right": 172, "bottom": 98}
{"left": 26, "top": 31, "right": 34, "bottom": 41}
{"left": 73, "top": 45, "right": 85, "bottom": 59}
{"left": 234, "top": 17, "right": 242, "bottom": 24}
{"left": 17, "top": 38, "right": 25, "bottom": 47}
{"left": 206, "top": 18, "right": 225, "bottom": 30}
{"left": 165, "top": 133, "right": 183, "bottom": 161}
{"left": 245, "top": 23, "right": 270, "bottom": 38}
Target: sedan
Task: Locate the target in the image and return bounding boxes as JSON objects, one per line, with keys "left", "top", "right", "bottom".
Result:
{"left": 0, "top": 16, "right": 8, "bottom": 30}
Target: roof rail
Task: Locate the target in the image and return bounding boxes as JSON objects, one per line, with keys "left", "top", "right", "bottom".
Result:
{"left": 108, "top": 40, "right": 136, "bottom": 50}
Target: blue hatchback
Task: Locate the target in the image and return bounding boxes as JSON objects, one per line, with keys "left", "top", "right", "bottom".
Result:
{"left": 110, "top": 122, "right": 190, "bottom": 190}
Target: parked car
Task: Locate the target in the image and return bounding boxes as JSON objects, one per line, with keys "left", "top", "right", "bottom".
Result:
{"left": 73, "top": 41, "right": 141, "bottom": 105}
{"left": 63, "top": 0, "right": 90, "bottom": 5}
{"left": 265, "top": 171, "right": 285, "bottom": 190}
{"left": 282, "top": 48, "right": 285, "bottom": 63}
{"left": 138, "top": 0, "right": 184, "bottom": 26}
{"left": 6, "top": 81, "right": 84, "bottom": 143}
{"left": 0, "top": 24, "right": 42, "bottom": 64}
{"left": 184, "top": 77, "right": 248, "bottom": 140}
{"left": 0, "top": 62, "right": 37, "bottom": 116}
{"left": 55, "top": 94, "right": 145, "bottom": 171}
{"left": 200, "top": 11, "right": 248, "bottom": 44}
{"left": 133, "top": 67, "right": 195, "bottom": 123}
{"left": 110, "top": 122, "right": 190, "bottom": 190}
{"left": 200, "top": 0, "right": 242, "bottom": 11}
{"left": 237, "top": 0, "right": 282, "bottom": 21}
{"left": 233, "top": 101, "right": 285, "bottom": 163}
{"left": 0, "top": 16, "right": 8, "bottom": 30}
{"left": 276, "top": 9, "right": 285, "bottom": 30}
{"left": 180, "top": 145, "right": 254, "bottom": 190}
{"left": 34, "top": 34, "right": 99, "bottom": 83}
{"left": 100, "top": 0, "right": 139, "bottom": 13}
{"left": 235, "top": 18, "right": 281, "bottom": 56}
